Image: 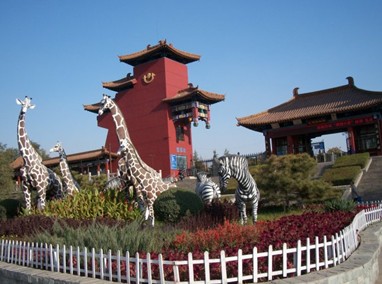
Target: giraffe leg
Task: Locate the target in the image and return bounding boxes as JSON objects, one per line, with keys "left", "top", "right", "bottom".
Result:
{"left": 20, "top": 168, "right": 32, "bottom": 211}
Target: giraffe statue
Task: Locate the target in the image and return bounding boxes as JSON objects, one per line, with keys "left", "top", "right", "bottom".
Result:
{"left": 16, "top": 96, "right": 63, "bottom": 211}
{"left": 98, "top": 94, "right": 173, "bottom": 226}
{"left": 50, "top": 142, "right": 80, "bottom": 195}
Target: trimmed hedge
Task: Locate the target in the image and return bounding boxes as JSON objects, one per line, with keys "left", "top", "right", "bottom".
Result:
{"left": 322, "top": 165, "right": 361, "bottom": 186}
{"left": 154, "top": 188, "right": 203, "bottom": 223}
{"left": 332, "top": 152, "right": 370, "bottom": 168}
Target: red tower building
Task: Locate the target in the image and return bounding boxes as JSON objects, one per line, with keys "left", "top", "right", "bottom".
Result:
{"left": 85, "top": 40, "right": 224, "bottom": 177}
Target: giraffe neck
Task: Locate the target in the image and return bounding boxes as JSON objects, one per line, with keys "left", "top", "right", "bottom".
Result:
{"left": 59, "top": 155, "right": 75, "bottom": 184}
{"left": 107, "top": 101, "right": 156, "bottom": 175}
{"left": 17, "top": 111, "right": 43, "bottom": 167}
{"left": 109, "top": 104, "right": 130, "bottom": 142}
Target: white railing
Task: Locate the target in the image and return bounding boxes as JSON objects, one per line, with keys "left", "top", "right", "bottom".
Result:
{"left": 1, "top": 205, "right": 381, "bottom": 283}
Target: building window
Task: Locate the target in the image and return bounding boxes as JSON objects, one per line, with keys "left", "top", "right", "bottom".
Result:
{"left": 275, "top": 137, "right": 287, "bottom": 156}
{"left": 356, "top": 125, "right": 378, "bottom": 151}
{"left": 176, "top": 125, "right": 185, "bottom": 141}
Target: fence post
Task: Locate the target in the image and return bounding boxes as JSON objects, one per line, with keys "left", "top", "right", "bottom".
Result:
{"left": 282, "top": 243, "right": 288, "bottom": 278}
{"left": 100, "top": 248, "right": 104, "bottom": 280}
{"left": 238, "top": 249, "right": 243, "bottom": 284}
{"left": 116, "top": 250, "right": 121, "bottom": 283}
{"left": 252, "top": 247, "right": 258, "bottom": 283}
{"left": 108, "top": 249, "right": 112, "bottom": 281}
{"left": 312, "top": 237, "right": 318, "bottom": 271}
{"left": 188, "top": 252, "right": 195, "bottom": 283}
{"left": 126, "top": 251, "right": 130, "bottom": 283}
{"left": 135, "top": 252, "right": 140, "bottom": 283}
{"left": 306, "top": 238, "right": 311, "bottom": 273}
{"left": 204, "top": 251, "right": 211, "bottom": 283}
{"left": 220, "top": 250, "right": 228, "bottom": 284}
{"left": 268, "top": 245, "right": 273, "bottom": 281}
{"left": 296, "top": 240, "right": 302, "bottom": 276}
{"left": 84, "top": 247, "right": 88, "bottom": 277}
{"left": 146, "top": 252, "right": 152, "bottom": 283}
{"left": 158, "top": 253, "right": 165, "bottom": 284}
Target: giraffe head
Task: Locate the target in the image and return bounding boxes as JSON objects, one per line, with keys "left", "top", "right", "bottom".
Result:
{"left": 16, "top": 96, "right": 35, "bottom": 113}
{"left": 50, "top": 142, "right": 64, "bottom": 156}
{"left": 98, "top": 94, "right": 114, "bottom": 116}
{"left": 117, "top": 138, "right": 129, "bottom": 155}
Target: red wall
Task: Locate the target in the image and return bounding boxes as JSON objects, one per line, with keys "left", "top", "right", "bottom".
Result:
{"left": 98, "top": 57, "right": 193, "bottom": 177}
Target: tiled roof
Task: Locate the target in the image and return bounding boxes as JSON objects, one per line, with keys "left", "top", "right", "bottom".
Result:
{"left": 163, "top": 84, "right": 225, "bottom": 104}
{"left": 83, "top": 102, "right": 102, "bottom": 114}
{"left": 118, "top": 40, "right": 201, "bottom": 66}
{"left": 11, "top": 148, "right": 118, "bottom": 170}
{"left": 237, "top": 78, "right": 382, "bottom": 129}
{"left": 102, "top": 74, "right": 137, "bottom": 92}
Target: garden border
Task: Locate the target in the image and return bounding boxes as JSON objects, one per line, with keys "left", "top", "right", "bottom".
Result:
{"left": 1, "top": 208, "right": 381, "bottom": 283}
{"left": 1, "top": 222, "right": 382, "bottom": 284}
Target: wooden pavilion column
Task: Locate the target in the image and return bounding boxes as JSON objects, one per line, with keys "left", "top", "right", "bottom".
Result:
{"left": 264, "top": 135, "right": 272, "bottom": 157}
{"left": 347, "top": 127, "right": 356, "bottom": 154}
{"left": 287, "top": 136, "right": 294, "bottom": 154}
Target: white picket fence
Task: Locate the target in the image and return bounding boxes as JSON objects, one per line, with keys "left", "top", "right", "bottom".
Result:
{"left": 1, "top": 205, "right": 382, "bottom": 283}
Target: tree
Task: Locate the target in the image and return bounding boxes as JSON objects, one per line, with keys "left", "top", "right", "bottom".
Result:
{"left": 0, "top": 143, "right": 19, "bottom": 192}
{"left": 193, "top": 150, "right": 206, "bottom": 172}
{"left": 30, "top": 141, "right": 50, "bottom": 160}
{"left": 254, "top": 153, "right": 335, "bottom": 211}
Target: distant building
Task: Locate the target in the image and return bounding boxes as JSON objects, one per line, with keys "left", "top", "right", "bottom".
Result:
{"left": 11, "top": 147, "right": 118, "bottom": 184}
{"left": 237, "top": 77, "right": 382, "bottom": 157}
{"left": 84, "top": 40, "right": 224, "bottom": 177}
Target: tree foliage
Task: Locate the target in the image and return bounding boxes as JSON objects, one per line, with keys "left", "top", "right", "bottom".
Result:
{"left": 254, "top": 153, "right": 338, "bottom": 210}
{"left": 0, "top": 143, "right": 19, "bottom": 192}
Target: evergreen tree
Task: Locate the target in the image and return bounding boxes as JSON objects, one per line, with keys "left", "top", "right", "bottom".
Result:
{"left": 254, "top": 153, "right": 335, "bottom": 211}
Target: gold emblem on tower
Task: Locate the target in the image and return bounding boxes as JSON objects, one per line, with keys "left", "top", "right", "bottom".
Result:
{"left": 143, "top": 72, "right": 155, "bottom": 84}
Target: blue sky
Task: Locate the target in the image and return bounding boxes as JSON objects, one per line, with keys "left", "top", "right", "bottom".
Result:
{"left": 1, "top": 1, "right": 382, "bottom": 159}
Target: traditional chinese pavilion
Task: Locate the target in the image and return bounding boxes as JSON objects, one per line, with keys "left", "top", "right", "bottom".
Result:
{"left": 237, "top": 77, "right": 382, "bottom": 157}
{"left": 84, "top": 40, "right": 224, "bottom": 177}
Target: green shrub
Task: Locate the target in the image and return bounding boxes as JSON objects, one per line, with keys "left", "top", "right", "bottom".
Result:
{"left": 324, "top": 199, "right": 356, "bottom": 212}
{"left": 0, "top": 205, "right": 6, "bottom": 221}
{"left": 0, "top": 198, "right": 22, "bottom": 218}
{"left": 30, "top": 220, "right": 179, "bottom": 254}
{"left": 332, "top": 153, "right": 370, "bottom": 168}
{"left": 30, "top": 188, "right": 141, "bottom": 221}
{"left": 322, "top": 166, "right": 361, "bottom": 185}
{"left": 154, "top": 188, "right": 203, "bottom": 223}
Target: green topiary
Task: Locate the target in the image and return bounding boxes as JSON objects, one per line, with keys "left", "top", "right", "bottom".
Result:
{"left": 154, "top": 188, "right": 203, "bottom": 223}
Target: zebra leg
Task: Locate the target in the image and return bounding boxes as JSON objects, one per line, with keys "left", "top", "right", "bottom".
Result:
{"left": 237, "top": 200, "right": 248, "bottom": 225}
{"left": 252, "top": 197, "right": 259, "bottom": 224}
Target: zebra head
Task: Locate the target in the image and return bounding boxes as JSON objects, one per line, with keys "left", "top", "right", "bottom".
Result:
{"left": 196, "top": 172, "right": 209, "bottom": 183}
{"left": 217, "top": 156, "right": 232, "bottom": 191}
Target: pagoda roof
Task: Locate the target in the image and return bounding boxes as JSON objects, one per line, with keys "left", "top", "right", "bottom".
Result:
{"left": 83, "top": 102, "right": 102, "bottom": 114}
{"left": 163, "top": 84, "right": 225, "bottom": 105}
{"left": 237, "top": 77, "right": 382, "bottom": 131}
{"left": 102, "top": 73, "right": 137, "bottom": 92}
{"left": 11, "top": 147, "right": 118, "bottom": 170}
{"left": 118, "top": 40, "right": 201, "bottom": 66}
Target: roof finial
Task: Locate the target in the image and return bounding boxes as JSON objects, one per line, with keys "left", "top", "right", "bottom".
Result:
{"left": 293, "top": 87, "right": 299, "bottom": 98}
{"left": 346, "top": 76, "right": 354, "bottom": 86}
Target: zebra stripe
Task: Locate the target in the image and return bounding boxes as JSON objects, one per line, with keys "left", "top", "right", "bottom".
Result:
{"left": 217, "top": 155, "right": 260, "bottom": 224}
{"left": 195, "top": 172, "right": 221, "bottom": 204}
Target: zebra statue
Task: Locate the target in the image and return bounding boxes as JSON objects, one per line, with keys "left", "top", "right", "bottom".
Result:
{"left": 195, "top": 172, "right": 221, "bottom": 204}
{"left": 216, "top": 155, "right": 260, "bottom": 224}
